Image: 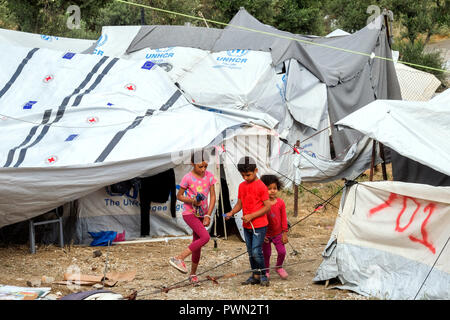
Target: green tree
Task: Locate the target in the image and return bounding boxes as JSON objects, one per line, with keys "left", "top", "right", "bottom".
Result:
{"left": 272, "top": 0, "right": 325, "bottom": 35}
{"left": 4, "top": 0, "right": 110, "bottom": 38}
{"left": 323, "top": 0, "right": 390, "bottom": 33}
{"left": 390, "top": 0, "right": 449, "bottom": 45}
{"left": 0, "top": 0, "right": 15, "bottom": 29}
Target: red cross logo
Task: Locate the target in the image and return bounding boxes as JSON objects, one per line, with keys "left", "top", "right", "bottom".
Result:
{"left": 87, "top": 116, "right": 99, "bottom": 124}
{"left": 43, "top": 75, "right": 53, "bottom": 83}
{"left": 46, "top": 155, "right": 58, "bottom": 164}
{"left": 125, "top": 83, "right": 136, "bottom": 91}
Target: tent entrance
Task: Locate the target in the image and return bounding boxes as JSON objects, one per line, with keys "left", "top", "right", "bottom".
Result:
{"left": 212, "top": 164, "right": 243, "bottom": 241}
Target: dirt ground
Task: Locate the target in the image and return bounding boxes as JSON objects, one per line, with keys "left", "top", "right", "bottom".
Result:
{"left": 0, "top": 168, "right": 391, "bottom": 300}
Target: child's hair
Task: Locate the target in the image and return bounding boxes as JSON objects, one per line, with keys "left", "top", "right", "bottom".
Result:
{"left": 261, "top": 174, "right": 283, "bottom": 190}
{"left": 237, "top": 156, "right": 257, "bottom": 173}
{"left": 191, "top": 149, "right": 210, "bottom": 164}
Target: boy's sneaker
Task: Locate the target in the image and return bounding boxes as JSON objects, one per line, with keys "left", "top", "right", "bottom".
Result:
{"left": 260, "top": 275, "right": 270, "bottom": 287}
{"left": 276, "top": 268, "right": 288, "bottom": 279}
{"left": 189, "top": 274, "right": 199, "bottom": 286}
{"left": 241, "top": 276, "right": 260, "bottom": 285}
{"left": 169, "top": 257, "right": 188, "bottom": 274}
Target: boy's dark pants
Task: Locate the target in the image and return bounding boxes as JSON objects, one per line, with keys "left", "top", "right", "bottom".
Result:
{"left": 243, "top": 226, "right": 267, "bottom": 276}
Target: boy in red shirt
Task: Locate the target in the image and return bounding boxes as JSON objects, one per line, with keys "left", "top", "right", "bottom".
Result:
{"left": 225, "top": 156, "right": 271, "bottom": 286}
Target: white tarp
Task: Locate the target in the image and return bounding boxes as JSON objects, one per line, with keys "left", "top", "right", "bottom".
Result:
{"left": 314, "top": 181, "right": 450, "bottom": 299}
{"left": 0, "top": 44, "right": 255, "bottom": 228}
{"left": 0, "top": 27, "right": 95, "bottom": 53}
{"left": 336, "top": 89, "right": 450, "bottom": 176}
{"left": 90, "top": 25, "right": 141, "bottom": 58}
{"left": 394, "top": 62, "right": 441, "bottom": 101}
{"left": 285, "top": 59, "right": 328, "bottom": 130}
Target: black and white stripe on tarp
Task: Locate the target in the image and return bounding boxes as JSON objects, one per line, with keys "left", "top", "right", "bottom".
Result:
{"left": 3, "top": 56, "right": 119, "bottom": 167}
{"left": 0, "top": 48, "right": 39, "bottom": 100}
{"left": 95, "top": 90, "right": 182, "bottom": 163}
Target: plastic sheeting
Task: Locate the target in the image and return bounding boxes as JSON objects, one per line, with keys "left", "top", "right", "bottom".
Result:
{"left": 90, "top": 25, "right": 364, "bottom": 183}
{"left": 314, "top": 181, "right": 450, "bottom": 299}
{"left": 0, "top": 44, "right": 253, "bottom": 228}
{"left": 336, "top": 89, "right": 450, "bottom": 176}
{"left": 120, "top": 9, "right": 401, "bottom": 176}
{"left": 394, "top": 62, "right": 441, "bottom": 101}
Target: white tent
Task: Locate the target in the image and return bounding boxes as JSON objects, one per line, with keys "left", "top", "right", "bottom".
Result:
{"left": 336, "top": 89, "right": 450, "bottom": 176}
{"left": 394, "top": 62, "right": 441, "bottom": 101}
{"left": 315, "top": 89, "right": 450, "bottom": 299}
{"left": 315, "top": 180, "right": 450, "bottom": 299}
{"left": 0, "top": 43, "right": 278, "bottom": 242}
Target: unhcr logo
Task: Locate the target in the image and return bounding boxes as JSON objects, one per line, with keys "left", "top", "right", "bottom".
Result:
{"left": 40, "top": 35, "right": 59, "bottom": 42}
{"left": 215, "top": 49, "right": 250, "bottom": 67}
{"left": 93, "top": 34, "right": 108, "bottom": 56}
{"left": 226, "top": 49, "right": 249, "bottom": 57}
{"left": 146, "top": 47, "right": 175, "bottom": 60}
{"left": 96, "top": 34, "right": 108, "bottom": 47}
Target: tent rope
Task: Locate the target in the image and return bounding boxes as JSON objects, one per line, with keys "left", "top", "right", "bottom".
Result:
{"left": 138, "top": 259, "right": 314, "bottom": 298}
{"left": 413, "top": 235, "right": 450, "bottom": 300}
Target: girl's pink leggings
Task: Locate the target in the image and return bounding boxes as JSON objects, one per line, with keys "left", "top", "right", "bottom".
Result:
{"left": 262, "top": 233, "right": 286, "bottom": 270}
{"left": 183, "top": 213, "right": 210, "bottom": 264}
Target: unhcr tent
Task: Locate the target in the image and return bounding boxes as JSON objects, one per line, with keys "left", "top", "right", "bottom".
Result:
{"left": 90, "top": 8, "right": 401, "bottom": 185}
{"left": 314, "top": 89, "right": 450, "bottom": 299}
{"left": 0, "top": 42, "right": 278, "bottom": 243}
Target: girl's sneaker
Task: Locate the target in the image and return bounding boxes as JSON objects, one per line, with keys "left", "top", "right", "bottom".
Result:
{"left": 169, "top": 257, "right": 188, "bottom": 274}
{"left": 265, "top": 272, "right": 270, "bottom": 279}
{"left": 189, "top": 274, "right": 199, "bottom": 286}
{"left": 276, "top": 268, "right": 288, "bottom": 279}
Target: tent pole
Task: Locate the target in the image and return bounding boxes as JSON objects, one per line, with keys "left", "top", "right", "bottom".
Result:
{"left": 293, "top": 184, "right": 299, "bottom": 217}
{"left": 369, "top": 140, "right": 377, "bottom": 181}
{"left": 217, "top": 159, "right": 228, "bottom": 240}
{"left": 220, "top": 180, "right": 228, "bottom": 240}
{"left": 379, "top": 142, "right": 388, "bottom": 180}
{"left": 214, "top": 161, "right": 220, "bottom": 239}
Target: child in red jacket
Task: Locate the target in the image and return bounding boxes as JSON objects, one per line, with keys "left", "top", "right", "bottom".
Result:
{"left": 225, "top": 157, "right": 271, "bottom": 286}
{"left": 261, "top": 174, "right": 289, "bottom": 279}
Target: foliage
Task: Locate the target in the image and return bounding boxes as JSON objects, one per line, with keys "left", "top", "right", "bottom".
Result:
{"left": 0, "top": 0, "right": 16, "bottom": 29}
{"left": 389, "top": 0, "right": 449, "bottom": 45}
{"left": 272, "top": 0, "right": 325, "bottom": 35}
{"left": 323, "top": 0, "right": 390, "bottom": 33}
{"left": 2, "top": 0, "right": 110, "bottom": 39}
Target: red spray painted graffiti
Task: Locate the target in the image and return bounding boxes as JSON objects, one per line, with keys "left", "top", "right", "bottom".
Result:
{"left": 369, "top": 193, "right": 436, "bottom": 254}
